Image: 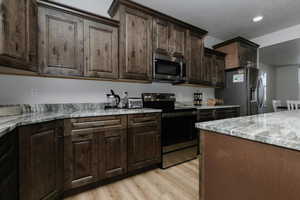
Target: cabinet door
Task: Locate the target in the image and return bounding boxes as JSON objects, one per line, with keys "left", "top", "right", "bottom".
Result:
{"left": 119, "top": 6, "right": 152, "bottom": 81}
{"left": 38, "top": 6, "right": 84, "bottom": 76}
{"left": 203, "top": 52, "right": 213, "bottom": 85}
{"left": 84, "top": 20, "right": 118, "bottom": 79}
{"left": 64, "top": 128, "right": 98, "bottom": 190}
{"left": 170, "top": 24, "right": 186, "bottom": 57}
{"left": 128, "top": 114, "right": 161, "bottom": 172}
{"left": 188, "top": 32, "right": 204, "bottom": 84}
{"left": 0, "top": 0, "right": 37, "bottom": 71}
{"left": 128, "top": 125, "right": 161, "bottom": 171}
{"left": 98, "top": 128, "right": 127, "bottom": 180}
{"left": 19, "top": 121, "right": 63, "bottom": 200}
{"left": 153, "top": 18, "right": 170, "bottom": 55}
{"left": 215, "top": 55, "right": 225, "bottom": 87}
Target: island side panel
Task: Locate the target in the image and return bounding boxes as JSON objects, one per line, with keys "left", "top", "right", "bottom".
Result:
{"left": 200, "top": 130, "right": 300, "bottom": 200}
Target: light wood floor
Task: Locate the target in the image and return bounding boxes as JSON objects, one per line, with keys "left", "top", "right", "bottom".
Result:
{"left": 65, "top": 159, "right": 199, "bottom": 200}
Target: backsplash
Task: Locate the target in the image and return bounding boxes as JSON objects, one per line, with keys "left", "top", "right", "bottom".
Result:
{"left": 0, "top": 74, "right": 215, "bottom": 105}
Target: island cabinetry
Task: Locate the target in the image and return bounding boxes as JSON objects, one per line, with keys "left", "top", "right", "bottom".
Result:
{"left": 200, "top": 131, "right": 300, "bottom": 200}
{"left": 128, "top": 113, "right": 161, "bottom": 171}
{"left": 64, "top": 116, "right": 127, "bottom": 190}
{"left": 0, "top": 129, "right": 18, "bottom": 200}
{"left": 0, "top": 0, "right": 37, "bottom": 71}
{"left": 19, "top": 121, "right": 64, "bottom": 200}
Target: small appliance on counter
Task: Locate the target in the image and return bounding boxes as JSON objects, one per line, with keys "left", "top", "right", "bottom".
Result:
{"left": 193, "top": 92, "right": 203, "bottom": 106}
{"left": 128, "top": 98, "right": 143, "bottom": 109}
{"left": 105, "top": 90, "right": 120, "bottom": 109}
{"left": 142, "top": 93, "right": 198, "bottom": 169}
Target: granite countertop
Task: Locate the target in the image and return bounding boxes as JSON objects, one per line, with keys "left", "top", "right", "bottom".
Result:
{"left": 0, "top": 108, "right": 162, "bottom": 138}
{"left": 196, "top": 110, "right": 300, "bottom": 151}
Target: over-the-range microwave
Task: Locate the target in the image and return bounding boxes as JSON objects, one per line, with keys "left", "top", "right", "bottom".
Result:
{"left": 153, "top": 53, "right": 186, "bottom": 83}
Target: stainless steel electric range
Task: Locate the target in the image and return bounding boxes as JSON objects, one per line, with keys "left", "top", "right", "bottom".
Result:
{"left": 142, "top": 93, "right": 198, "bottom": 169}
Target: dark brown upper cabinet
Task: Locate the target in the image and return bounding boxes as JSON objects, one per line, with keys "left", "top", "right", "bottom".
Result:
{"left": 153, "top": 18, "right": 171, "bottom": 55}
{"left": 112, "top": 6, "right": 153, "bottom": 81}
{"left": 84, "top": 20, "right": 118, "bottom": 79}
{"left": 153, "top": 18, "right": 186, "bottom": 58}
{"left": 187, "top": 31, "right": 205, "bottom": 84}
{"left": 213, "top": 37, "right": 259, "bottom": 70}
{"left": 0, "top": 0, "right": 37, "bottom": 71}
{"left": 38, "top": 4, "right": 84, "bottom": 76}
{"left": 19, "top": 121, "right": 64, "bottom": 200}
{"left": 204, "top": 48, "right": 226, "bottom": 87}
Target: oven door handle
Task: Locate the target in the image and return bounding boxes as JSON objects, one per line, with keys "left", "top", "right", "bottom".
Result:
{"left": 162, "top": 111, "right": 197, "bottom": 119}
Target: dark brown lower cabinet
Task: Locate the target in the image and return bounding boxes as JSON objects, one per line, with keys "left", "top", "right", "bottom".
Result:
{"left": 19, "top": 121, "right": 64, "bottom": 200}
{"left": 0, "top": 130, "right": 18, "bottom": 200}
{"left": 98, "top": 128, "right": 127, "bottom": 180}
{"left": 128, "top": 114, "right": 161, "bottom": 172}
{"left": 64, "top": 128, "right": 98, "bottom": 190}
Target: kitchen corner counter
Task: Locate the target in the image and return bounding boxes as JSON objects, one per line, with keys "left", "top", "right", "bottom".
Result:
{"left": 196, "top": 110, "right": 300, "bottom": 151}
{"left": 0, "top": 108, "right": 162, "bottom": 138}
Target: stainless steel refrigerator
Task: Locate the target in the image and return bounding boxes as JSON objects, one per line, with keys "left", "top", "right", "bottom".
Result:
{"left": 216, "top": 67, "right": 263, "bottom": 116}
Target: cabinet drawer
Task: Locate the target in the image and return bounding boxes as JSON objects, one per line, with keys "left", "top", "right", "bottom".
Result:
{"left": 197, "top": 110, "right": 214, "bottom": 122}
{"left": 70, "top": 116, "right": 126, "bottom": 130}
{"left": 128, "top": 113, "right": 161, "bottom": 128}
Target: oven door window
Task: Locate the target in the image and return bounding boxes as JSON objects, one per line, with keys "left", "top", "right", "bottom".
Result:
{"left": 155, "top": 59, "right": 181, "bottom": 76}
{"left": 162, "top": 115, "right": 196, "bottom": 147}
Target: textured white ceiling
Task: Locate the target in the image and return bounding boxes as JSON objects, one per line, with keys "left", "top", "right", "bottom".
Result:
{"left": 53, "top": 0, "right": 300, "bottom": 40}
{"left": 260, "top": 39, "right": 300, "bottom": 66}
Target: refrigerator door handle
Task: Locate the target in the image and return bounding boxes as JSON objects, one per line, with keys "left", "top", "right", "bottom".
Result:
{"left": 256, "top": 78, "right": 265, "bottom": 109}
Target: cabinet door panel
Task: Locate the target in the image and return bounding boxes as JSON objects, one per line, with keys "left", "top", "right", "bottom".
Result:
{"left": 188, "top": 32, "right": 204, "bottom": 84}
{"left": 215, "top": 55, "right": 225, "bottom": 87}
{"left": 0, "top": 0, "right": 37, "bottom": 70}
{"left": 38, "top": 6, "right": 84, "bottom": 76}
{"left": 128, "top": 125, "right": 161, "bottom": 171}
{"left": 19, "top": 121, "right": 63, "bottom": 200}
{"left": 170, "top": 24, "right": 186, "bottom": 57}
{"left": 119, "top": 6, "right": 152, "bottom": 81}
{"left": 84, "top": 20, "right": 118, "bottom": 79}
{"left": 153, "top": 18, "right": 170, "bottom": 55}
{"left": 203, "top": 53, "right": 213, "bottom": 85}
{"left": 64, "top": 129, "right": 98, "bottom": 190}
{"left": 98, "top": 128, "right": 127, "bottom": 180}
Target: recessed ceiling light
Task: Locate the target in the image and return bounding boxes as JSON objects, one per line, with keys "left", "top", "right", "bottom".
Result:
{"left": 253, "top": 16, "right": 264, "bottom": 22}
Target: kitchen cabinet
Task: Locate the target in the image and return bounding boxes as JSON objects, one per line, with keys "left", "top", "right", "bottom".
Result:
{"left": 153, "top": 18, "right": 186, "bottom": 58}
{"left": 213, "top": 37, "right": 259, "bottom": 70}
{"left": 19, "top": 121, "right": 64, "bottom": 200}
{"left": 0, "top": 130, "right": 18, "bottom": 200}
{"left": 128, "top": 114, "right": 161, "bottom": 171}
{"left": 197, "top": 107, "right": 240, "bottom": 122}
{"left": 111, "top": 5, "right": 153, "bottom": 81}
{"left": 64, "top": 128, "right": 98, "bottom": 190}
{"left": 38, "top": 3, "right": 84, "bottom": 76}
{"left": 64, "top": 116, "right": 128, "bottom": 189}
{"left": 187, "top": 31, "right": 205, "bottom": 84}
{"left": 0, "top": 0, "right": 37, "bottom": 71}
{"left": 204, "top": 48, "right": 226, "bottom": 87}
{"left": 84, "top": 19, "right": 118, "bottom": 79}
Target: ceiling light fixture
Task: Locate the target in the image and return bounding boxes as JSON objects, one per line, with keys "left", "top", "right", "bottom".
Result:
{"left": 253, "top": 16, "right": 264, "bottom": 22}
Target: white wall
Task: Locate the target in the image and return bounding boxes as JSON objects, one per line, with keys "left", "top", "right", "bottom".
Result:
{"left": 204, "top": 36, "right": 223, "bottom": 49}
{"left": 252, "top": 24, "right": 300, "bottom": 48}
{"left": 275, "top": 65, "right": 300, "bottom": 104}
{"left": 0, "top": 75, "right": 214, "bottom": 104}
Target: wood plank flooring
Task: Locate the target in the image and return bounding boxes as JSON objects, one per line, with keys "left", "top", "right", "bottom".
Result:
{"left": 64, "top": 159, "right": 199, "bottom": 200}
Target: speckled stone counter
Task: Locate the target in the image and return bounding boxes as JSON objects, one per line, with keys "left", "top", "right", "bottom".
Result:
{"left": 196, "top": 110, "right": 300, "bottom": 151}
{"left": 0, "top": 104, "right": 161, "bottom": 138}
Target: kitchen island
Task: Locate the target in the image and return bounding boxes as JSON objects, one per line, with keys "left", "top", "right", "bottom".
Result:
{"left": 196, "top": 111, "right": 300, "bottom": 200}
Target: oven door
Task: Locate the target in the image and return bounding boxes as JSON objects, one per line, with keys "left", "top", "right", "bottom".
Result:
{"left": 154, "top": 59, "right": 181, "bottom": 81}
{"left": 161, "top": 110, "right": 197, "bottom": 152}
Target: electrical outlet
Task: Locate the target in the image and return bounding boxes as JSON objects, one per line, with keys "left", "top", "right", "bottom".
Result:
{"left": 31, "top": 88, "right": 38, "bottom": 97}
